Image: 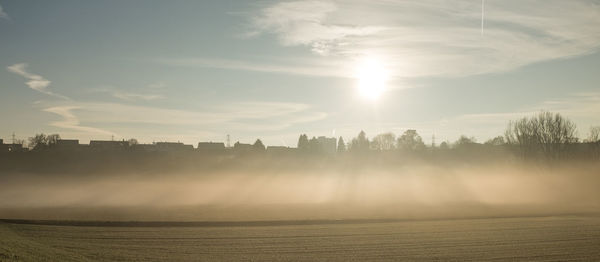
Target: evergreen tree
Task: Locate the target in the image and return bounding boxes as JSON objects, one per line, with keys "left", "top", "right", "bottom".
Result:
{"left": 350, "top": 131, "right": 369, "bottom": 152}
{"left": 253, "top": 139, "right": 265, "bottom": 151}
{"left": 297, "top": 134, "right": 309, "bottom": 151}
{"left": 337, "top": 136, "right": 346, "bottom": 153}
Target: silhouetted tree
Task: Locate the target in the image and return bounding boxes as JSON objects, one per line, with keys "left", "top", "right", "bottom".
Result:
{"left": 28, "top": 133, "right": 60, "bottom": 150}
{"left": 586, "top": 126, "right": 600, "bottom": 160}
{"left": 350, "top": 131, "right": 369, "bottom": 152}
{"left": 337, "top": 136, "right": 346, "bottom": 153}
{"left": 439, "top": 141, "right": 450, "bottom": 150}
{"left": 505, "top": 111, "right": 577, "bottom": 159}
{"left": 484, "top": 136, "right": 505, "bottom": 146}
{"left": 587, "top": 126, "right": 600, "bottom": 143}
{"left": 253, "top": 139, "right": 266, "bottom": 151}
{"left": 297, "top": 134, "right": 309, "bottom": 152}
{"left": 47, "top": 134, "right": 60, "bottom": 147}
{"left": 371, "top": 132, "right": 396, "bottom": 151}
{"left": 128, "top": 138, "right": 139, "bottom": 146}
{"left": 453, "top": 135, "right": 477, "bottom": 149}
{"left": 396, "top": 130, "right": 425, "bottom": 151}
{"left": 28, "top": 133, "right": 47, "bottom": 150}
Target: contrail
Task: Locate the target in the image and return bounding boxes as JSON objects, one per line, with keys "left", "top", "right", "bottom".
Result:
{"left": 481, "top": 0, "right": 485, "bottom": 36}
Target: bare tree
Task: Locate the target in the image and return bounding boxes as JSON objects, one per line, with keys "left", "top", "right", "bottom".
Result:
{"left": 587, "top": 126, "right": 600, "bottom": 143}
{"left": 587, "top": 126, "right": 600, "bottom": 160}
{"left": 28, "top": 133, "right": 47, "bottom": 150}
{"left": 484, "top": 136, "right": 505, "bottom": 146}
{"left": 128, "top": 138, "right": 139, "bottom": 147}
{"left": 47, "top": 134, "right": 60, "bottom": 147}
{"left": 28, "top": 133, "right": 61, "bottom": 150}
{"left": 505, "top": 111, "right": 577, "bottom": 159}
{"left": 371, "top": 132, "right": 396, "bottom": 151}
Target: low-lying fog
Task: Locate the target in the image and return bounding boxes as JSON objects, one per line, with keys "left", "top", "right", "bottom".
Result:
{"left": 1, "top": 162, "right": 599, "bottom": 221}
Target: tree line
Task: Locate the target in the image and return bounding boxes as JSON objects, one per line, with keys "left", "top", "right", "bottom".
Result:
{"left": 298, "top": 111, "right": 599, "bottom": 160}
{"left": 9, "top": 111, "right": 600, "bottom": 161}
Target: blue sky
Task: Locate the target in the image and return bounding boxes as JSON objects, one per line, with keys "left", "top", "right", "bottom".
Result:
{"left": 1, "top": 0, "right": 600, "bottom": 146}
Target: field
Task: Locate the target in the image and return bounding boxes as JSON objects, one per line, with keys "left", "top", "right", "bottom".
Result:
{"left": 1, "top": 215, "right": 599, "bottom": 261}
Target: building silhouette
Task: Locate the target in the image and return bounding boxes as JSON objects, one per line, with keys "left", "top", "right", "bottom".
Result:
{"left": 197, "top": 142, "right": 226, "bottom": 153}
{"left": 0, "top": 138, "right": 24, "bottom": 152}
{"left": 155, "top": 142, "right": 194, "bottom": 152}
{"left": 90, "top": 140, "right": 129, "bottom": 151}
{"left": 317, "top": 136, "right": 337, "bottom": 155}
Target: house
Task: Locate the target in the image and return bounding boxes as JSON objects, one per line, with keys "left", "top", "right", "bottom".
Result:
{"left": 155, "top": 142, "right": 194, "bottom": 152}
{"left": 233, "top": 142, "right": 253, "bottom": 153}
{"left": 89, "top": 140, "right": 129, "bottom": 151}
{"left": 55, "top": 139, "right": 81, "bottom": 151}
{"left": 197, "top": 142, "right": 225, "bottom": 153}
{"left": 266, "top": 146, "right": 297, "bottom": 155}
{"left": 0, "top": 139, "right": 25, "bottom": 152}
{"left": 132, "top": 144, "right": 157, "bottom": 152}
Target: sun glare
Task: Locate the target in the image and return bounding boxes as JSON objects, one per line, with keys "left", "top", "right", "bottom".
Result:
{"left": 354, "top": 56, "right": 389, "bottom": 100}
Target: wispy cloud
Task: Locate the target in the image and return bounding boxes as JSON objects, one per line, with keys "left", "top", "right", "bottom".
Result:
{"left": 146, "top": 82, "right": 167, "bottom": 89}
{"left": 93, "top": 87, "right": 165, "bottom": 101}
{"left": 0, "top": 4, "right": 9, "bottom": 20}
{"left": 111, "top": 92, "right": 164, "bottom": 101}
{"left": 43, "top": 106, "right": 115, "bottom": 136}
{"left": 156, "top": 57, "right": 349, "bottom": 78}
{"left": 248, "top": 0, "right": 600, "bottom": 79}
{"left": 7, "top": 63, "right": 68, "bottom": 99}
{"left": 40, "top": 101, "right": 327, "bottom": 141}
{"left": 252, "top": 0, "right": 385, "bottom": 55}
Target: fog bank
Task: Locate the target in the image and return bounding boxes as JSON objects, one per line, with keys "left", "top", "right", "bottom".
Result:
{"left": 1, "top": 161, "right": 599, "bottom": 221}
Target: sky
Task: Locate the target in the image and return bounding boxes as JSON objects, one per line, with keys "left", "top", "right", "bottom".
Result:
{"left": 1, "top": 0, "right": 600, "bottom": 146}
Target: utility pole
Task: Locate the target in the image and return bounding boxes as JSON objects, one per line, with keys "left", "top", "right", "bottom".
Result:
{"left": 226, "top": 134, "right": 231, "bottom": 148}
{"left": 12, "top": 132, "right": 15, "bottom": 144}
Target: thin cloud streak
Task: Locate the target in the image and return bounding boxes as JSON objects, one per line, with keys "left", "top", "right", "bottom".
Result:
{"left": 481, "top": 0, "right": 485, "bottom": 36}
{"left": 156, "top": 57, "right": 350, "bottom": 78}
{"left": 92, "top": 87, "right": 165, "bottom": 101}
{"left": 7, "top": 63, "right": 69, "bottom": 99}
{"left": 112, "top": 92, "right": 164, "bottom": 101}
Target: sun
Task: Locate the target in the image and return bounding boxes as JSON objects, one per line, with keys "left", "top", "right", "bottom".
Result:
{"left": 354, "top": 56, "right": 389, "bottom": 100}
